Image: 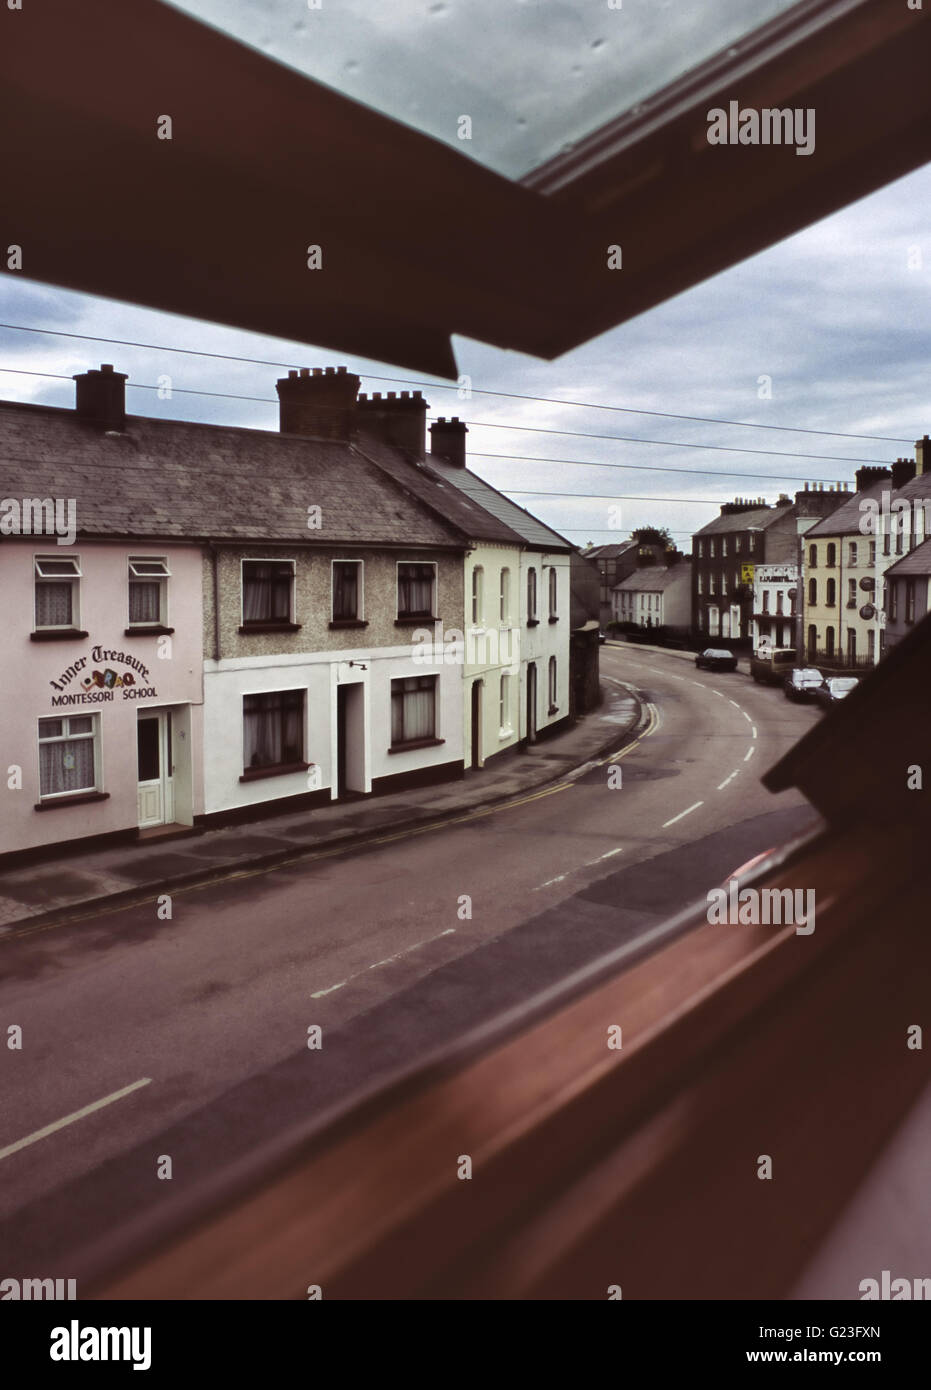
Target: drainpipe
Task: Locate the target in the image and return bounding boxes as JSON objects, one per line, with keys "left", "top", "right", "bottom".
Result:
{"left": 207, "top": 541, "right": 220, "bottom": 662}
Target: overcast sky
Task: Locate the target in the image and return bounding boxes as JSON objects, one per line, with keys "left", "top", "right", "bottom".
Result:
{"left": 1, "top": 152, "right": 928, "bottom": 554}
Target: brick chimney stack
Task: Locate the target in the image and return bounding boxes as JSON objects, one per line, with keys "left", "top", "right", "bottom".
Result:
{"left": 855, "top": 466, "right": 891, "bottom": 492}
{"left": 357, "top": 390, "right": 427, "bottom": 459}
{"left": 891, "top": 457, "right": 917, "bottom": 490}
{"left": 429, "top": 417, "right": 468, "bottom": 469}
{"left": 276, "top": 366, "right": 360, "bottom": 441}
{"left": 915, "top": 435, "right": 930, "bottom": 476}
{"left": 74, "top": 363, "right": 127, "bottom": 431}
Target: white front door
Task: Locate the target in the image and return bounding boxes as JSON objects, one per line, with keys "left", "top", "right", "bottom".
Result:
{"left": 137, "top": 710, "right": 175, "bottom": 827}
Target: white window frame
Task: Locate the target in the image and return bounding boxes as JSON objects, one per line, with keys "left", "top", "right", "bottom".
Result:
{"left": 34, "top": 553, "right": 82, "bottom": 631}
{"left": 499, "top": 567, "right": 511, "bottom": 624}
{"left": 499, "top": 672, "right": 511, "bottom": 734}
{"left": 240, "top": 557, "right": 296, "bottom": 626}
{"left": 128, "top": 555, "right": 170, "bottom": 627}
{"left": 331, "top": 558, "right": 364, "bottom": 622}
{"left": 471, "top": 565, "right": 484, "bottom": 626}
{"left": 548, "top": 655, "right": 557, "bottom": 711}
{"left": 37, "top": 713, "right": 100, "bottom": 800}
{"left": 548, "top": 566, "right": 558, "bottom": 620}
{"left": 396, "top": 560, "right": 437, "bottom": 620}
{"left": 527, "top": 566, "right": 538, "bottom": 622}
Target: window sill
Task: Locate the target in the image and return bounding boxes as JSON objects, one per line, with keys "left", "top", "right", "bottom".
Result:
{"left": 240, "top": 761, "right": 310, "bottom": 783}
{"left": 35, "top": 790, "right": 109, "bottom": 811}
{"left": 526, "top": 619, "right": 540, "bottom": 628}
{"left": 395, "top": 616, "right": 438, "bottom": 625}
{"left": 125, "top": 625, "right": 175, "bottom": 637}
{"left": 30, "top": 629, "right": 89, "bottom": 642}
{"left": 548, "top": 705, "right": 559, "bottom": 716}
{"left": 388, "top": 737, "right": 445, "bottom": 754}
{"left": 238, "top": 622, "right": 302, "bottom": 635}
{"left": 329, "top": 619, "right": 368, "bottom": 629}
{"left": 548, "top": 616, "right": 559, "bottom": 624}
{"left": 499, "top": 729, "right": 514, "bottom": 741}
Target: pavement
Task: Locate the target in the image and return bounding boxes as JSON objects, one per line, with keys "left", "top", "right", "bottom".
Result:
{"left": 0, "top": 677, "right": 644, "bottom": 933}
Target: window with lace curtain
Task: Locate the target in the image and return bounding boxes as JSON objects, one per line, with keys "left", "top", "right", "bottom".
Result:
{"left": 397, "top": 562, "right": 435, "bottom": 619}
{"left": 242, "top": 689, "right": 305, "bottom": 772}
{"left": 241, "top": 559, "right": 295, "bottom": 626}
{"left": 38, "top": 715, "right": 98, "bottom": 798}
{"left": 128, "top": 556, "right": 170, "bottom": 626}
{"left": 34, "top": 555, "right": 82, "bottom": 629}
{"left": 390, "top": 675, "right": 437, "bottom": 747}
{"left": 332, "top": 560, "right": 362, "bottom": 621}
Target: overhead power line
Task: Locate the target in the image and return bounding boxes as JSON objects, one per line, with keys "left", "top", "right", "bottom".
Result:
{"left": 0, "top": 365, "right": 888, "bottom": 474}
{"left": 0, "top": 320, "right": 916, "bottom": 444}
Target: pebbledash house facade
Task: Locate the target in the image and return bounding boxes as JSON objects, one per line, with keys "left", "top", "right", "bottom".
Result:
{"left": 1, "top": 364, "right": 579, "bottom": 862}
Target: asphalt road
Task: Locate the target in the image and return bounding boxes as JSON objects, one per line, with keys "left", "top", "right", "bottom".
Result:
{"left": 0, "top": 646, "right": 824, "bottom": 1279}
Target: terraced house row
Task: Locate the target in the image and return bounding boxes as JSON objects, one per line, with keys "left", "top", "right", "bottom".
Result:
{"left": 0, "top": 365, "right": 598, "bottom": 863}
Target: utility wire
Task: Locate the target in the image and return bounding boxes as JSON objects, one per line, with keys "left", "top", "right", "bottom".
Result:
{"left": 0, "top": 321, "right": 915, "bottom": 444}
{"left": 0, "top": 365, "right": 882, "bottom": 472}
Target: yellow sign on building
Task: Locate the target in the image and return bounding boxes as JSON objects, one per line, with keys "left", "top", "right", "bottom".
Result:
{"left": 740, "top": 563, "right": 755, "bottom": 585}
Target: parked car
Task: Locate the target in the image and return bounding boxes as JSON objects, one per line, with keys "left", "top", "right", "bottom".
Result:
{"left": 811, "top": 676, "right": 859, "bottom": 710}
{"left": 783, "top": 667, "right": 824, "bottom": 702}
{"left": 696, "top": 648, "right": 738, "bottom": 673}
{"left": 598, "top": 629, "right": 607, "bottom": 645}
{"left": 750, "top": 646, "right": 798, "bottom": 684}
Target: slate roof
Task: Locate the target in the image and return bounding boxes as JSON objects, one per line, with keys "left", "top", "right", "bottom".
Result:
{"left": 585, "top": 541, "right": 638, "bottom": 560}
{"left": 613, "top": 562, "right": 691, "bottom": 592}
{"left": 426, "top": 457, "right": 573, "bottom": 551}
{"left": 0, "top": 400, "right": 466, "bottom": 547}
{"left": 693, "top": 504, "right": 793, "bottom": 537}
{"left": 353, "top": 433, "right": 526, "bottom": 547}
{"left": 804, "top": 481, "right": 889, "bottom": 538}
{"left": 884, "top": 537, "right": 931, "bottom": 578}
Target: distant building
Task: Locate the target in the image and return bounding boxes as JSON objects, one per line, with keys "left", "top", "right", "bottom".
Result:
{"left": 584, "top": 540, "right": 665, "bottom": 627}
{"left": 612, "top": 557, "right": 691, "bottom": 635}
{"left": 691, "top": 498, "right": 796, "bottom": 644}
{"left": 883, "top": 537, "right": 931, "bottom": 651}
{"left": 751, "top": 563, "right": 798, "bottom": 652}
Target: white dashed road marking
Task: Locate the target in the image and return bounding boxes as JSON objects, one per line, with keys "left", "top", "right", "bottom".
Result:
{"left": 662, "top": 801, "right": 704, "bottom": 828}
{"left": 0, "top": 1078, "right": 152, "bottom": 1163}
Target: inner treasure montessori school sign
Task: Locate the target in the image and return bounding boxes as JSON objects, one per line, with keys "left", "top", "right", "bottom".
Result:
{"left": 48, "top": 643, "right": 159, "bottom": 705}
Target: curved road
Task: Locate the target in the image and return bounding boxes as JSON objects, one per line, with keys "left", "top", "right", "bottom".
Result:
{"left": 0, "top": 645, "right": 823, "bottom": 1275}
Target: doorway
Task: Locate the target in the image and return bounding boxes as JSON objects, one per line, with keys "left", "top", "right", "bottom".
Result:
{"left": 470, "top": 679, "right": 482, "bottom": 769}
{"left": 137, "top": 709, "right": 174, "bottom": 827}
{"left": 336, "top": 682, "right": 366, "bottom": 795}
{"left": 526, "top": 662, "right": 537, "bottom": 744}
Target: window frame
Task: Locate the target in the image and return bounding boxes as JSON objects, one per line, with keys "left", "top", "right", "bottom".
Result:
{"left": 240, "top": 687, "right": 307, "bottom": 780}
{"left": 37, "top": 712, "right": 100, "bottom": 801}
{"left": 331, "top": 558, "right": 365, "bottom": 626}
{"left": 389, "top": 674, "right": 440, "bottom": 751}
{"left": 127, "top": 554, "right": 171, "bottom": 629}
{"left": 240, "top": 557, "right": 298, "bottom": 630}
{"left": 526, "top": 566, "right": 538, "bottom": 625}
{"left": 34, "top": 553, "right": 82, "bottom": 632}
{"left": 396, "top": 560, "right": 438, "bottom": 622}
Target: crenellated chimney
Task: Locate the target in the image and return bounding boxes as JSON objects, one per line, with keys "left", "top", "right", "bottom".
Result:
{"left": 891, "top": 457, "right": 917, "bottom": 490}
{"left": 429, "top": 417, "right": 468, "bottom": 469}
{"left": 356, "top": 390, "right": 427, "bottom": 459}
{"left": 74, "top": 363, "right": 127, "bottom": 431}
{"left": 855, "top": 465, "right": 891, "bottom": 492}
{"left": 276, "top": 366, "right": 360, "bottom": 441}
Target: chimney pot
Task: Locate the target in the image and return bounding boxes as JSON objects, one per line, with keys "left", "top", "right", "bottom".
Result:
{"left": 73, "top": 363, "right": 128, "bottom": 431}
{"left": 430, "top": 416, "right": 469, "bottom": 468}
{"left": 276, "top": 364, "right": 361, "bottom": 441}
